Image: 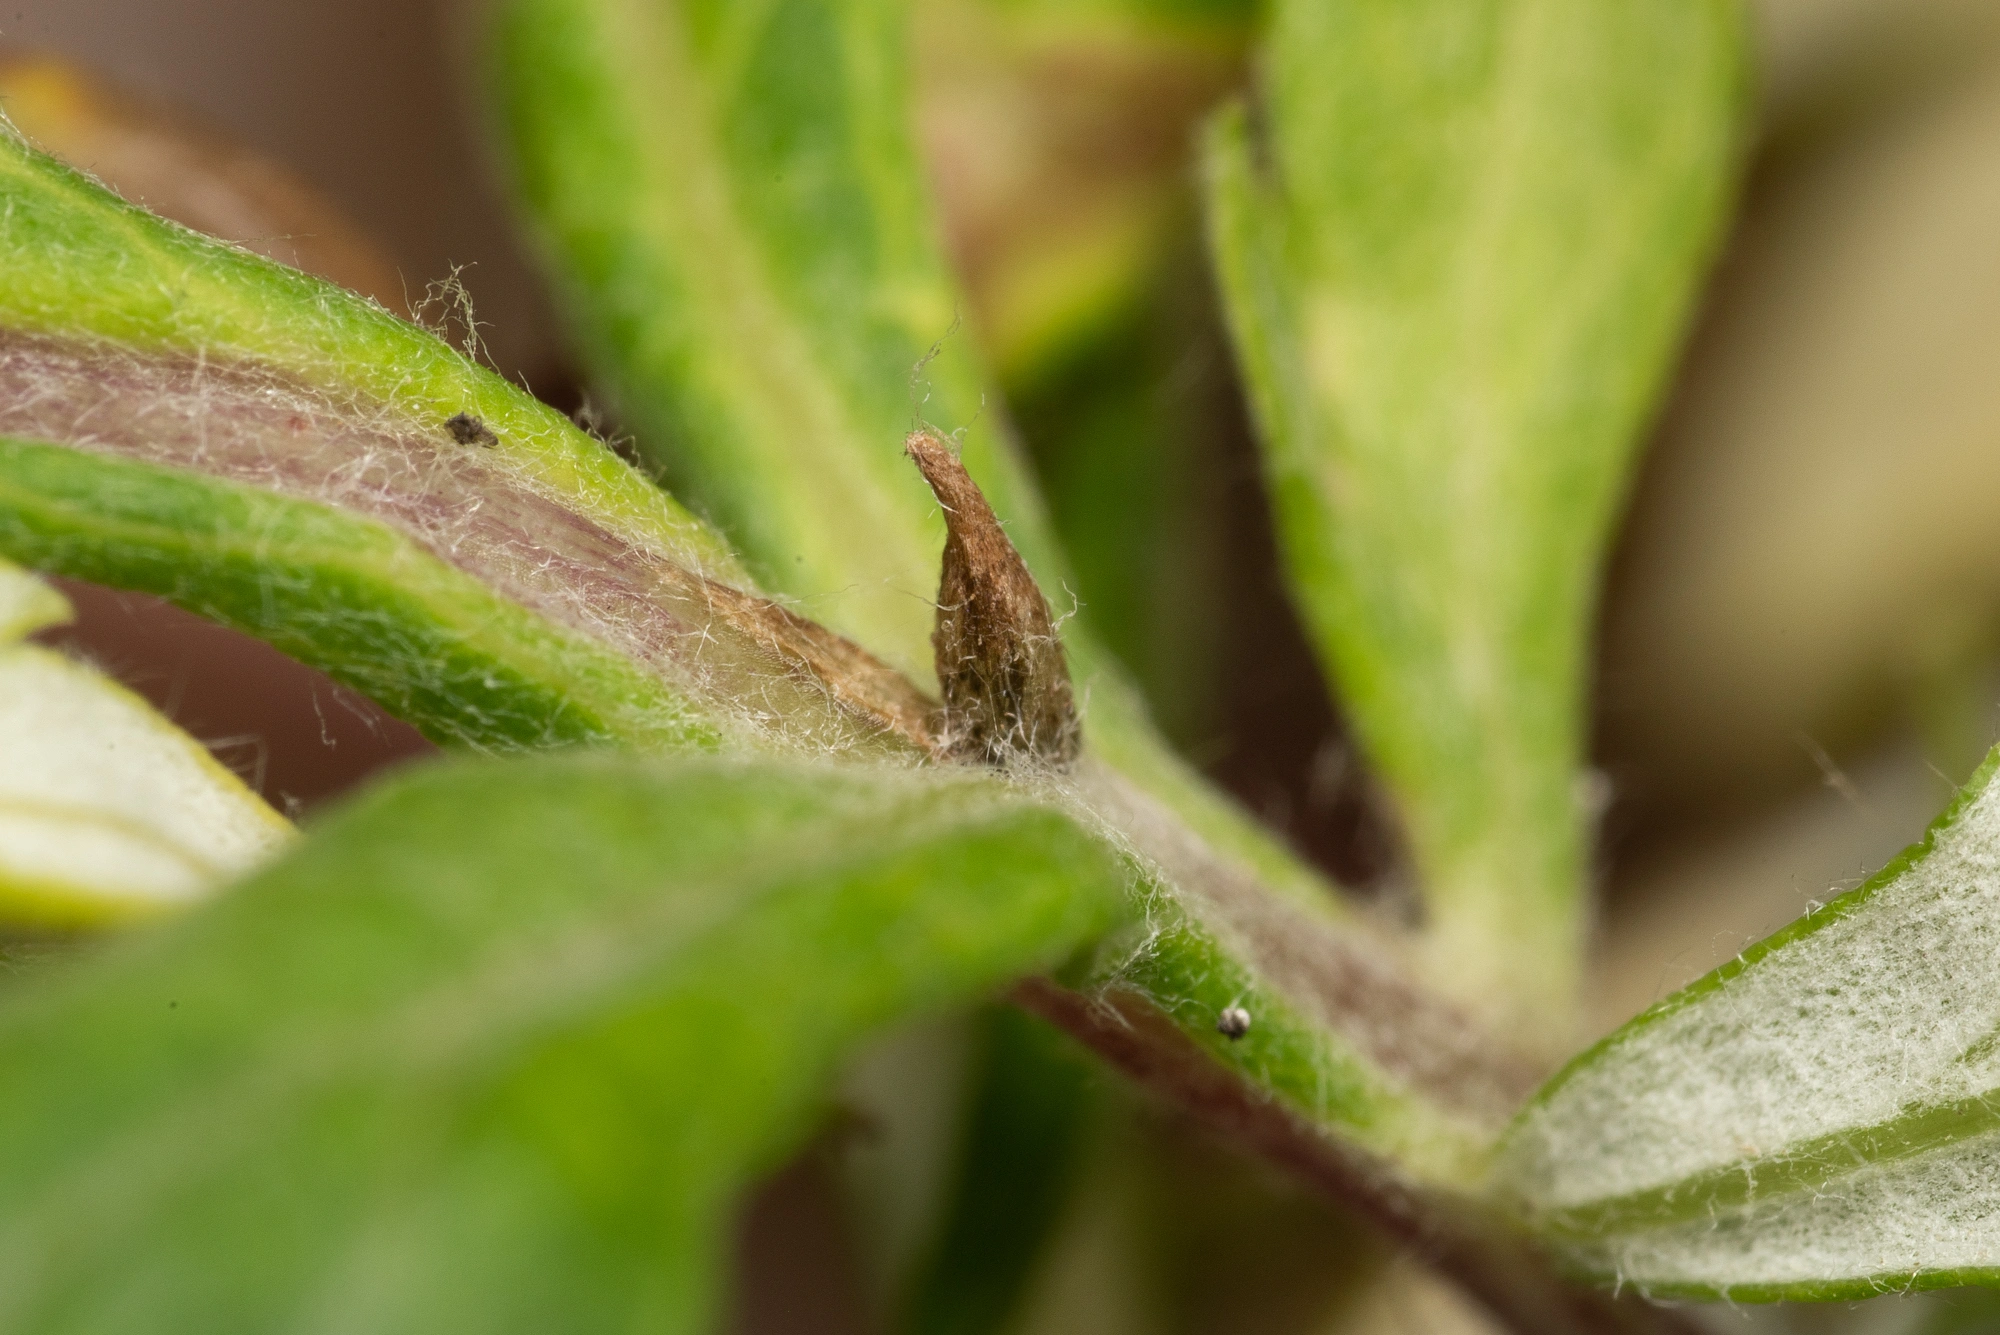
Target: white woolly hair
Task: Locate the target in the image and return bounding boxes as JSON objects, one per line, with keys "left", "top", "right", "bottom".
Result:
{"left": 1502, "top": 758, "right": 2000, "bottom": 1290}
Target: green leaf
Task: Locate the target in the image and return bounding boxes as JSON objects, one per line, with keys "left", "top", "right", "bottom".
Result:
{"left": 487, "top": 0, "right": 1009, "bottom": 683}
{"left": 0, "top": 752, "right": 1132, "bottom": 1333}
{"left": 0, "top": 437, "right": 718, "bottom": 754}
{"left": 0, "top": 557, "right": 291, "bottom": 926}
{"left": 1498, "top": 747, "right": 2000, "bottom": 1300}
{"left": 0, "top": 129, "right": 939, "bottom": 759}
{"left": 1204, "top": 0, "right": 1746, "bottom": 1023}
{"left": 0, "top": 126, "right": 737, "bottom": 579}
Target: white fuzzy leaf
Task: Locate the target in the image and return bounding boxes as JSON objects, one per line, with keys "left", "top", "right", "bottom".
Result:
{"left": 1499, "top": 749, "right": 2000, "bottom": 1299}
{"left": 0, "top": 561, "right": 290, "bottom": 924}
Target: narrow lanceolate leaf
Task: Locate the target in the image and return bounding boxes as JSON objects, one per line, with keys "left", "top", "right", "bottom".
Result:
{"left": 488, "top": 0, "right": 996, "bottom": 681}
{"left": 0, "top": 438, "right": 712, "bottom": 753}
{"left": 0, "top": 128, "right": 932, "bottom": 757}
{"left": 0, "top": 753, "right": 1132, "bottom": 1334}
{"left": 1500, "top": 748, "right": 2000, "bottom": 1300}
{"left": 0, "top": 559, "right": 290, "bottom": 925}
{"left": 1205, "top": 0, "right": 1745, "bottom": 1027}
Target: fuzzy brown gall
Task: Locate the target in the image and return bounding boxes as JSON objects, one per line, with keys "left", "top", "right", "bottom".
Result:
{"left": 905, "top": 428, "right": 1080, "bottom": 767}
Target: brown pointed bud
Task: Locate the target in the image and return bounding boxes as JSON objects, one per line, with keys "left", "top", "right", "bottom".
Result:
{"left": 905, "top": 429, "right": 1080, "bottom": 768}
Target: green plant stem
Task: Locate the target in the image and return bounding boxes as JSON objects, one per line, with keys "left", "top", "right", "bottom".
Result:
{"left": 1016, "top": 980, "right": 1704, "bottom": 1335}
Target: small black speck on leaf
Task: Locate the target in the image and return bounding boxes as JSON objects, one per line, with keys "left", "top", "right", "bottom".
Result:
{"left": 168, "top": 1000, "right": 178, "bottom": 1010}
{"left": 1216, "top": 1006, "right": 1251, "bottom": 1040}
{"left": 445, "top": 411, "right": 498, "bottom": 447}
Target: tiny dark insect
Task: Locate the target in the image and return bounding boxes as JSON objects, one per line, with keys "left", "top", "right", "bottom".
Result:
{"left": 1216, "top": 1005, "right": 1251, "bottom": 1041}
{"left": 444, "top": 411, "right": 498, "bottom": 447}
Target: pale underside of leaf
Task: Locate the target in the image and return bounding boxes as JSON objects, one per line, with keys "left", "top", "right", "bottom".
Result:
{"left": 1500, "top": 750, "right": 2000, "bottom": 1298}
{"left": 0, "top": 559, "right": 289, "bottom": 924}
{"left": 0, "top": 649, "right": 291, "bottom": 922}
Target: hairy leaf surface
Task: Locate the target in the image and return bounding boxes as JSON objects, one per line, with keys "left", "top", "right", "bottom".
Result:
{"left": 1501, "top": 749, "right": 2000, "bottom": 1299}
{"left": 0, "top": 753, "right": 1131, "bottom": 1333}
{"left": 1205, "top": 0, "right": 1745, "bottom": 1024}
{"left": 0, "top": 129, "right": 935, "bottom": 756}
{"left": 0, "top": 437, "right": 719, "bottom": 754}
{"left": 485, "top": 0, "right": 1540, "bottom": 1242}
